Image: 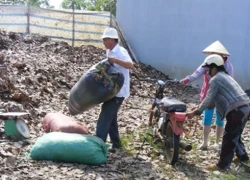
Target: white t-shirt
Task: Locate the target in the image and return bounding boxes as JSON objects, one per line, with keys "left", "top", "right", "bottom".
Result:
{"left": 106, "top": 44, "right": 132, "bottom": 98}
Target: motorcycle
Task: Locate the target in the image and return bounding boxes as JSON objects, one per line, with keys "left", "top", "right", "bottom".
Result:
{"left": 147, "top": 78, "right": 192, "bottom": 165}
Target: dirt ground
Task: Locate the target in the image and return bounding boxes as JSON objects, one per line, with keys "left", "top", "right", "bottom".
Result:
{"left": 0, "top": 30, "right": 249, "bottom": 180}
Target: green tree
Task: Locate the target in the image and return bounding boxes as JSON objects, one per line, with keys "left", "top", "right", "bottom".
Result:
{"left": 0, "top": 0, "right": 53, "bottom": 8}
{"left": 61, "top": 0, "right": 117, "bottom": 16}
{"left": 61, "top": 0, "right": 87, "bottom": 10}
{"left": 29, "top": 0, "right": 51, "bottom": 8}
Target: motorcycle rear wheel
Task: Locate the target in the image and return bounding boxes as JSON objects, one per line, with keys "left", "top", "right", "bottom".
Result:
{"left": 164, "top": 120, "right": 180, "bottom": 165}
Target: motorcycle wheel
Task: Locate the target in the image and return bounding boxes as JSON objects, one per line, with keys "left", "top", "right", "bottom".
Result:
{"left": 164, "top": 120, "right": 180, "bottom": 165}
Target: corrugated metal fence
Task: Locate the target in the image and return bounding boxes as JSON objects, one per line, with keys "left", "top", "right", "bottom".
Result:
{"left": 0, "top": 5, "right": 110, "bottom": 48}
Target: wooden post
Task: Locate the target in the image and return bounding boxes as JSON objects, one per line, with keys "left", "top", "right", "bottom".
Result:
{"left": 109, "top": 11, "right": 112, "bottom": 27}
{"left": 26, "top": 4, "right": 30, "bottom": 34}
{"left": 109, "top": 0, "right": 114, "bottom": 27}
{"left": 72, "top": 2, "right": 75, "bottom": 48}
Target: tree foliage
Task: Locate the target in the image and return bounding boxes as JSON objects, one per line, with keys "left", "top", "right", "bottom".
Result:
{"left": 61, "top": 0, "right": 117, "bottom": 16}
{"left": 0, "top": 0, "right": 53, "bottom": 8}
{"left": 61, "top": 0, "right": 87, "bottom": 10}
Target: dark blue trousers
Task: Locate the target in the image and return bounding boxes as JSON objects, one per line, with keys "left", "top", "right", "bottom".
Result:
{"left": 217, "top": 105, "right": 250, "bottom": 169}
{"left": 96, "top": 97, "right": 124, "bottom": 149}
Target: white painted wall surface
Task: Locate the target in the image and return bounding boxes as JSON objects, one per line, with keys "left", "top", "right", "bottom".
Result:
{"left": 116, "top": 0, "right": 250, "bottom": 90}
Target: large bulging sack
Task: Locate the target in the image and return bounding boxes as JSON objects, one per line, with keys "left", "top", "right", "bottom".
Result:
{"left": 42, "top": 112, "right": 89, "bottom": 134}
{"left": 30, "top": 132, "right": 108, "bottom": 165}
{"left": 69, "top": 59, "right": 124, "bottom": 115}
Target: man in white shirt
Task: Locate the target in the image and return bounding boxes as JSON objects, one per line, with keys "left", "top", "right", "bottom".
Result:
{"left": 96, "top": 27, "right": 134, "bottom": 150}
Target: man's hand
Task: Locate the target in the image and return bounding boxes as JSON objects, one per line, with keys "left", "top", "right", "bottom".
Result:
{"left": 108, "top": 56, "right": 134, "bottom": 69}
{"left": 180, "top": 80, "right": 186, "bottom": 86}
{"left": 186, "top": 109, "right": 200, "bottom": 119}
{"left": 179, "top": 78, "right": 188, "bottom": 86}
{"left": 186, "top": 111, "right": 195, "bottom": 119}
{"left": 108, "top": 56, "right": 117, "bottom": 64}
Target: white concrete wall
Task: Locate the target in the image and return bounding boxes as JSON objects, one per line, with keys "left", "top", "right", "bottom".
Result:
{"left": 116, "top": 0, "right": 250, "bottom": 90}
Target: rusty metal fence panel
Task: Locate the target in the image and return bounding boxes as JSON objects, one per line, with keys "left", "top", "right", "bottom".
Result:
{"left": 0, "top": 5, "right": 110, "bottom": 48}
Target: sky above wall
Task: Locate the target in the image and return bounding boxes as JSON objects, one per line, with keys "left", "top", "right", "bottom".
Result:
{"left": 50, "top": 0, "right": 63, "bottom": 9}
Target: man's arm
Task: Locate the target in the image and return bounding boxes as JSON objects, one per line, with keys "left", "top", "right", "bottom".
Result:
{"left": 108, "top": 49, "right": 134, "bottom": 69}
{"left": 180, "top": 65, "right": 206, "bottom": 84}
{"left": 193, "top": 79, "right": 219, "bottom": 115}
{"left": 109, "top": 57, "right": 134, "bottom": 69}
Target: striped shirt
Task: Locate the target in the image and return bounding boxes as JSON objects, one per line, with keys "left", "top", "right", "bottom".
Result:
{"left": 185, "top": 60, "right": 233, "bottom": 102}
{"left": 197, "top": 72, "right": 250, "bottom": 119}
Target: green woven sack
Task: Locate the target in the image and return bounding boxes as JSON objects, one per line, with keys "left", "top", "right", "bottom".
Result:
{"left": 30, "top": 132, "right": 108, "bottom": 165}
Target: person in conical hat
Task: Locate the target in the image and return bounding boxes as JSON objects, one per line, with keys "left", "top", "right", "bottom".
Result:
{"left": 180, "top": 41, "right": 234, "bottom": 150}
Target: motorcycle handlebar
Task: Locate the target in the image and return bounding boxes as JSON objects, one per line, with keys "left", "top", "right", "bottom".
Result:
{"left": 164, "top": 79, "right": 179, "bottom": 84}
{"left": 141, "top": 77, "right": 179, "bottom": 85}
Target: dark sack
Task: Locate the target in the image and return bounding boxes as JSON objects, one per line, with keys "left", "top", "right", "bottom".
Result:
{"left": 42, "top": 112, "right": 89, "bottom": 134}
{"left": 69, "top": 59, "right": 124, "bottom": 115}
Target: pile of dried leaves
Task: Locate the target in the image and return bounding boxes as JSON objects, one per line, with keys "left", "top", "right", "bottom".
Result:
{"left": 0, "top": 29, "right": 249, "bottom": 180}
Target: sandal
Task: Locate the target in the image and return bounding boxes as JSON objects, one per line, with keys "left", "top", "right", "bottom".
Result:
{"left": 198, "top": 144, "right": 208, "bottom": 150}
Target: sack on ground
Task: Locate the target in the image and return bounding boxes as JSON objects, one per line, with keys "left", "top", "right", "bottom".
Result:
{"left": 42, "top": 112, "right": 89, "bottom": 134}
{"left": 69, "top": 59, "right": 124, "bottom": 115}
{"left": 30, "top": 132, "right": 108, "bottom": 165}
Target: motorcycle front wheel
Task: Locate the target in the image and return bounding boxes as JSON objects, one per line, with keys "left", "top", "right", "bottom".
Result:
{"left": 164, "top": 120, "right": 180, "bottom": 165}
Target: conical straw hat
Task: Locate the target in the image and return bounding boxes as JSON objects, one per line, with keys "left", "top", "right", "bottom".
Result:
{"left": 202, "top": 41, "right": 230, "bottom": 56}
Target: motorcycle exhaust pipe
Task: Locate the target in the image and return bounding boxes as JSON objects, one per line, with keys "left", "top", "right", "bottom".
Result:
{"left": 179, "top": 141, "right": 192, "bottom": 151}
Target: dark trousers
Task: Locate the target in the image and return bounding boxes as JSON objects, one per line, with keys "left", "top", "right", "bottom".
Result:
{"left": 217, "top": 105, "right": 250, "bottom": 169}
{"left": 96, "top": 97, "right": 124, "bottom": 149}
